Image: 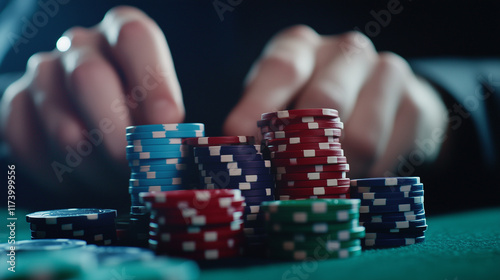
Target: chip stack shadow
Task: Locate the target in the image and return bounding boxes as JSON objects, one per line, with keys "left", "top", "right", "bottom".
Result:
{"left": 258, "top": 108, "right": 350, "bottom": 200}
{"left": 184, "top": 136, "right": 275, "bottom": 256}
{"left": 350, "top": 177, "right": 427, "bottom": 248}
{"left": 126, "top": 123, "right": 205, "bottom": 246}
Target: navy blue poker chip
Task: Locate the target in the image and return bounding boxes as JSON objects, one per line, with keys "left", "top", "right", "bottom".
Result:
{"left": 360, "top": 196, "right": 424, "bottom": 206}
{"left": 199, "top": 167, "right": 271, "bottom": 177}
{"left": 194, "top": 154, "right": 263, "bottom": 164}
{"left": 128, "top": 185, "right": 184, "bottom": 194}
{"left": 352, "top": 183, "right": 424, "bottom": 193}
{"left": 360, "top": 212, "right": 426, "bottom": 223}
{"left": 129, "top": 178, "right": 183, "bottom": 187}
{"left": 360, "top": 203, "right": 425, "bottom": 214}
{"left": 244, "top": 195, "right": 274, "bottom": 205}
{"left": 244, "top": 227, "right": 267, "bottom": 235}
{"left": 31, "top": 226, "right": 117, "bottom": 241}
{"left": 203, "top": 181, "right": 275, "bottom": 191}
{"left": 351, "top": 177, "right": 420, "bottom": 187}
{"left": 351, "top": 190, "right": 424, "bottom": 199}
{"left": 243, "top": 219, "right": 265, "bottom": 228}
{"left": 244, "top": 205, "right": 261, "bottom": 214}
{"left": 360, "top": 218, "right": 427, "bottom": 230}
{"left": 193, "top": 145, "right": 257, "bottom": 156}
{"left": 241, "top": 188, "right": 273, "bottom": 198}
{"left": 198, "top": 160, "right": 271, "bottom": 170}
{"left": 202, "top": 174, "right": 274, "bottom": 184}
{"left": 363, "top": 236, "right": 425, "bottom": 247}
{"left": 244, "top": 212, "right": 266, "bottom": 222}
{"left": 245, "top": 234, "right": 267, "bottom": 243}
{"left": 364, "top": 224, "right": 428, "bottom": 234}
{"left": 27, "top": 209, "right": 117, "bottom": 227}
{"left": 365, "top": 231, "right": 425, "bottom": 239}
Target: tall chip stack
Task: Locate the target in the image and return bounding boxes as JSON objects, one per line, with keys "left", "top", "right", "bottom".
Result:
{"left": 126, "top": 123, "right": 205, "bottom": 246}
{"left": 262, "top": 199, "right": 365, "bottom": 260}
{"left": 350, "top": 177, "right": 427, "bottom": 248}
{"left": 258, "top": 109, "right": 350, "bottom": 200}
{"left": 27, "top": 208, "right": 117, "bottom": 245}
{"left": 184, "top": 136, "right": 275, "bottom": 256}
{"left": 140, "top": 189, "right": 245, "bottom": 260}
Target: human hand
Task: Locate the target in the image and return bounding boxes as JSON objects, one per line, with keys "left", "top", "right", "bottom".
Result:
{"left": 224, "top": 25, "right": 448, "bottom": 178}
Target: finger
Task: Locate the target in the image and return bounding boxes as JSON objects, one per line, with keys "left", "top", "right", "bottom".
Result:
{"left": 98, "top": 6, "right": 184, "bottom": 125}
{"left": 342, "top": 52, "right": 407, "bottom": 178}
{"left": 295, "top": 31, "right": 377, "bottom": 120}
{"left": 224, "top": 25, "right": 320, "bottom": 136}
{"left": 59, "top": 27, "right": 131, "bottom": 162}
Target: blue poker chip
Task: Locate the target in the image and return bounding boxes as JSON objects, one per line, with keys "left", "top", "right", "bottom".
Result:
{"left": 126, "top": 123, "right": 204, "bottom": 133}
{"left": 365, "top": 231, "right": 425, "bottom": 239}
{"left": 130, "top": 206, "right": 150, "bottom": 214}
{"left": 0, "top": 239, "right": 87, "bottom": 252}
{"left": 31, "top": 225, "right": 116, "bottom": 239}
{"left": 129, "top": 178, "right": 183, "bottom": 187}
{"left": 351, "top": 190, "right": 424, "bottom": 199}
{"left": 202, "top": 174, "right": 274, "bottom": 184}
{"left": 363, "top": 236, "right": 425, "bottom": 247}
{"left": 360, "top": 218, "right": 427, "bottom": 230}
{"left": 360, "top": 203, "right": 425, "bottom": 214}
{"left": 351, "top": 177, "right": 420, "bottom": 187}
{"left": 204, "top": 181, "right": 275, "bottom": 191}
{"left": 193, "top": 145, "right": 257, "bottom": 156}
{"left": 360, "top": 196, "right": 424, "bottom": 206}
{"left": 244, "top": 212, "right": 266, "bottom": 222}
{"left": 83, "top": 245, "right": 155, "bottom": 266}
{"left": 199, "top": 167, "right": 271, "bottom": 177}
{"left": 126, "top": 151, "right": 189, "bottom": 160}
{"left": 352, "top": 183, "right": 424, "bottom": 193}
{"left": 126, "top": 144, "right": 188, "bottom": 153}
{"left": 130, "top": 171, "right": 187, "bottom": 179}
{"left": 128, "top": 185, "right": 184, "bottom": 194}
{"left": 244, "top": 205, "right": 261, "bottom": 214}
{"left": 360, "top": 211, "right": 426, "bottom": 223}
{"left": 129, "top": 158, "right": 189, "bottom": 167}
{"left": 195, "top": 154, "right": 263, "bottom": 164}
{"left": 126, "top": 130, "right": 204, "bottom": 141}
{"left": 365, "top": 224, "right": 428, "bottom": 234}
{"left": 128, "top": 138, "right": 184, "bottom": 146}
{"left": 245, "top": 234, "right": 267, "bottom": 243}
{"left": 130, "top": 164, "right": 188, "bottom": 173}
{"left": 241, "top": 188, "right": 274, "bottom": 198}
{"left": 244, "top": 219, "right": 265, "bottom": 228}
{"left": 244, "top": 227, "right": 267, "bottom": 235}
{"left": 198, "top": 160, "right": 271, "bottom": 170}
{"left": 27, "top": 209, "right": 117, "bottom": 227}
{"left": 244, "top": 195, "right": 274, "bottom": 205}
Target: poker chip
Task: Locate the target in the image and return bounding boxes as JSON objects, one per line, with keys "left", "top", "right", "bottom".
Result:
{"left": 128, "top": 158, "right": 189, "bottom": 167}
{"left": 271, "top": 149, "right": 344, "bottom": 159}
{"left": 198, "top": 160, "right": 271, "bottom": 170}
{"left": 276, "top": 172, "right": 347, "bottom": 181}
{"left": 268, "top": 238, "right": 360, "bottom": 252}
{"left": 149, "top": 237, "right": 242, "bottom": 252}
{"left": 267, "top": 245, "right": 362, "bottom": 261}
{"left": 126, "top": 130, "right": 204, "bottom": 140}
{"left": 268, "top": 226, "right": 366, "bottom": 243}
{"left": 241, "top": 188, "right": 273, "bottom": 197}
{"left": 184, "top": 136, "right": 255, "bottom": 146}
{"left": 268, "top": 142, "right": 342, "bottom": 152}
{"left": 126, "top": 144, "right": 188, "bottom": 153}
{"left": 265, "top": 209, "right": 360, "bottom": 223}
{"left": 200, "top": 167, "right": 271, "bottom": 177}
{"left": 266, "top": 136, "right": 340, "bottom": 145}
{"left": 205, "top": 181, "right": 274, "bottom": 191}
{"left": 263, "top": 128, "right": 342, "bottom": 139}
{"left": 128, "top": 138, "right": 183, "bottom": 146}
{"left": 261, "top": 108, "right": 339, "bottom": 120}
{"left": 193, "top": 145, "right": 257, "bottom": 156}
{"left": 257, "top": 115, "right": 340, "bottom": 127}
{"left": 276, "top": 186, "right": 350, "bottom": 196}
{"left": 126, "top": 123, "right": 205, "bottom": 133}
{"left": 278, "top": 194, "right": 349, "bottom": 200}
{"left": 351, "top": 177, "right": 427, "bottom": 248}
{"left": 27, "top": 209, "right": 117, "bottom": 227}
{"left": 203, "top": 174, "right": 274, "bottom": 184}
{"left": 152, "top": 211, "right": 243, "bottom": 226}
{"left": 261, "top": 121, "right": 344, "bottom": 132}
{"left": 274, "top": 163, "right": 349, "bottom": 174}
{"left": 126, "top": 151, "right": 188, "bottom": 160}
{"left": 271, "top": 156, "right": 348, "bottom": 166}
{"left": 195, "top": 154, "right": 263, "bottom": 163}
{"left": 128, "top": 186, "right": 184, "bottom": 194}
{"left": 130, "top": 170, "right": 188, "bottom": 179}
{"left": 262, "top": 199, "right": 359, "bottom": 213}
{"left": 130, "top": 163, "right": 188, "bottom": 173}
{"left": 129, "top": 178, "right": 183, "bottom": 186}
{"left": 0, "top": 239, "right": 87, "bottom": 252}
{"left": 276, "top": 178, "right": 350, "bottom": 188}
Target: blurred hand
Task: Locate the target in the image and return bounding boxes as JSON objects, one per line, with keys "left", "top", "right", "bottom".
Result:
{"left": 0, "top": 6, "right": 184, "bottom": 195}
{"left": 224, "top": 25, "right": 448, "bottom": 178}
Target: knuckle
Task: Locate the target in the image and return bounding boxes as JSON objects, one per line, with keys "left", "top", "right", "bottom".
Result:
{"left": 69, "top": 58, "right": 104, "bottom": 88}
{"left": 63, "top": 26, "right": 90, "bottom": 40}
{"left": 27, "top": 52, "right": 55, "bottom": 73}
{"left": 376, "top": 52, "right": 411, "bottom": 75}
{"left": 338, "top": 31, "right": 375, "bottom": 53}
{"left": 116, "top": 17, "right": 159, "bottom": 47}
{"left": 259, "top": 55, "right": 303, "bottom": 82}
{"left": 278, "top": 24, "right": 319, "bottom": 42}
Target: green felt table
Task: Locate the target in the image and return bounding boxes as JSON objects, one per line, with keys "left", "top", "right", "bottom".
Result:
{"left": 3, "top": 207, "right": 500, "bottom": 280}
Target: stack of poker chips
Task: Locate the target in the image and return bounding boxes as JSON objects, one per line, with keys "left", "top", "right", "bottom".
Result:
{"left": 184, "top": 136, "right": 275, "bottom": 255}
{"left": 126, "top": 123, "right": 205, "bottom": 246}
{"left": 350, "top": 177, "right": 427, "bottom": 248}
{"left": 258, "top": 109, "right": 350, "bottom": 200}
{"left": 262, "top": 199, "right": 365, "bottom": 260}
{"left": 27, "top": 208, "right": 117, "bottom": 245}
{"left": 140, "top": 189, "right": 245, "bottom": 260}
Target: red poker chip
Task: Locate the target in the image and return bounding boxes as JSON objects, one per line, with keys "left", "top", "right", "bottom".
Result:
{"left": 257, "top": 116, "right": 341, "bottom": 128}
{"left": 151, "top": 205, "right": 244, "bottom": 219}
{"left": 151, "top": 211, "right": 243, "bottom": 226}
{"left": 149, "top": 220, "right": 244, "bottom": 233}
{"left": 260, "top": 121, "right": 344, "bottom": 133}
{"left": 263, "top": 128, "right": 342, "bottom": 139}
{"left": 261, "top": 108, "right": 339, "bottom": 120}
{"left": 267, "top": 142, "right": 342, "bottom": 152}
{"left": 147, "top": 198, "right": 245, "bottom": 211}
{"left": 150, "top": 236, "right": 243, "bottom": 252}
{"left": 271, "top": 149, "right": 344, "bottom": 159}
{"left": 265, "top": 136, "right": 340, "bottom": 145}
{"left": 274, "top": 164, "right": 350, "bottom": 174}
{"left": 155, "top": 246, "right": 242, "bottom": 260}
{"left": 276, "top": 171, "right": 348, "bottom": 181}
{"left": 278, "top": 193, "right": 350, "bottom": 200}
{"left": 140, "top": 189, "right": 241, "bottom": 205}
{"left": 271, "top": 156, "right": 347, "bottom": 166}
{"left": 150, "top": 226, "right": 244, "bottom": 243}
{"left": 184, "top": 136, "right": 255, "bottom": 146}
{"left": 276, "top": 186, "right": 350, "bottom": 196}
{"left": 276, "top": 178, "right": 351, "bottom": 188}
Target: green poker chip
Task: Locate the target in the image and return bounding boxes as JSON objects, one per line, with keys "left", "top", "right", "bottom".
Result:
{"left": 266, "top": 219, "right": 359, "bottom": 233}
{"left": 267, "top": 245, "right": 362, "bottom": 261}
{"left": 265, "top": 209, "right": 359, "bottom": 223}
{"left": 262, "top": 199, "right": 360, "bottom": 214}
{"left": 267, "top": 226, "right": 366, "bottom": 243}
{"left": 268, "top": 238, "right": 360, "bottom": 252}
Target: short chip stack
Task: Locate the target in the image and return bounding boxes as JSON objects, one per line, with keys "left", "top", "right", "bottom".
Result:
{"left": 27, "top": 208, "right": 117, "bottom": 245}
{"left": 262, "top": 199, "right": 365, "bottom": 260}
{"left": 258, "top": 109, "right": 350, "bottom": 200}
{"left": 126, "top": 123, "right": 205, "bottom": 246}
{"left": 184, "top": 136, "right": 275, "bottom": 254}
{"left": 350, "top": 177, "right": 427, "bottom": 248}
{"left": 140, "top": 189, "right": 244, "bottom": 260}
